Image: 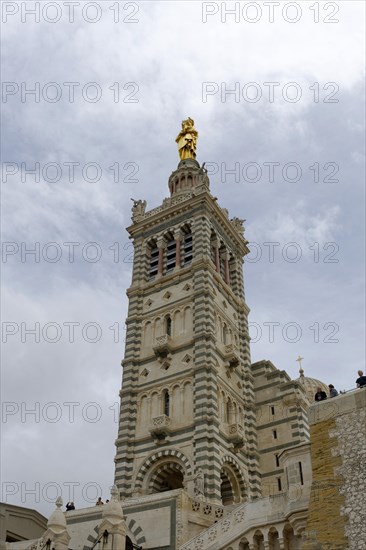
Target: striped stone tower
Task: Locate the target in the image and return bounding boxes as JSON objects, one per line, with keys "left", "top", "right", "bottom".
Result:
{"left": 114, "top": 121, "right": 261, "bottom": 506}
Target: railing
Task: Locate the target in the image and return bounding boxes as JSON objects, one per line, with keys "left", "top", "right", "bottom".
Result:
{"left": 339, "top": 385, "right": 366, "bottom": 394}
{"left": 28, "top": 537, "right": 52, "bottom": 550}
{"left": 141, "top": 192, "right": 195, "bottom": 219}
{"left": 90, "top": 532, "right": 104, "bottom": 550}
{"left": 308, "top": 385, "right": 366, "bottom": 423}
{"left": 153, "top": 336, "right": 173, "bottom": 365}
{"left": 317, "top": 386, "right": 366, "bottom": 398}
{"left": 150, "top": 414, "right": 171, "bottom": 429}
{"left": 223, "top": 344, "right": 240, "bottom": 368}
{"left": 179, "top": 501, "right": 248, "bottom": 550}
{"left": 149, "top": 414, "right": 171, "bottom": 439}
{"left": 178, "top": 490, "right": 309, "bottom": 550}
{"left": 227, "top": 423, "right": 245, "bottom": 445}
{"left": 155, "top": 335, "right": 171, "bottom": 347}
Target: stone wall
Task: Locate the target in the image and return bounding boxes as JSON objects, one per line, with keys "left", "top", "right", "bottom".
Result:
{"left": 0, "top": 503, "right": 47, "bottom": 544}
{"left": 332, "top": 402, "right": 366, "bottom": 549}
{"left": 303, "top": 388, "right": 366, "bottom": 550}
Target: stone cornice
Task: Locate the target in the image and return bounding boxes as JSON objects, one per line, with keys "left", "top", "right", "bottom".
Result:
{"left": 136, "top": 371, "right": 194, "bottom": 392}
{"left": 125, "top": 260, "right": 250, "bottom": 317}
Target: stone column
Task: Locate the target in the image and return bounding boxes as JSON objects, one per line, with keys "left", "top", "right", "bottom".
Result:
{"left": 229, "top": 257, "right": 239, "bottom": 292}
{"left": 174, "top": 229, "right": 182, "bottom": 269}
{"left": 214, "top": 243, "right": 220, "bottom": 273}
{"left": 130, "top": 236, "right": 144, "bottom": 286}
{"left": 157, "top": 237, "right": 165, "bottom": 276}
{"left": 224, "top": 252, "right": 230, "bottom": 285}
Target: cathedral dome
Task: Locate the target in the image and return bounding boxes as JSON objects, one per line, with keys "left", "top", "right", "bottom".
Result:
{"left": 296, "top": 367, "right": 329, "bottom": 402}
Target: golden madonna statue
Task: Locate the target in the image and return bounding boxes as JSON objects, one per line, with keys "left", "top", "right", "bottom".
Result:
{"left": 175, "top": 118, "right": 198, "bottom": 160}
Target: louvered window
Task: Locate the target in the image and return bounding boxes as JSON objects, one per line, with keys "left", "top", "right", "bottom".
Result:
{"left": 165, "top": 239, "right": 176, "bottom": 273}
{"left": 149, "top": 246, "right": 159, "bottom": 279}
{"left": 181, "top": 232, "right": 193, "bottom": 266}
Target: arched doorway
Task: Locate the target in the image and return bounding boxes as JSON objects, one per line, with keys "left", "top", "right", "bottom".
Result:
{"left": 136, "top": 450, "right": 192, "bottom": 495}
{"left": 125, "top": 536, "right": 142, "bottom": 549}
{"left": 220, "top": 463, "right": 243, "bottom": 505}
{"left": 148, "top": 460, "right": 185, "bottom": 493}
{"left": 220, "top": 468, "right": 235, "bottom": 505}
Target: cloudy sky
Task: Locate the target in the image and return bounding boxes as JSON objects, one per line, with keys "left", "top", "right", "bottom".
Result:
{"left": 1, "top": 1, "right": 365, "bottom": 517}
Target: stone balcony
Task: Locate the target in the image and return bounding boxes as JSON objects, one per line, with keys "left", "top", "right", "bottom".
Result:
{"left": 149, "top": 414, "right": 171, "bottom": 440}
{"left": 226, "top": 423, "right": 246, "bottom": 451}
{"left": 223, "top": 344, "right": 240, "bottom": 369}
{"left": 153, "top": 335, "right": 173, "bottom": 362}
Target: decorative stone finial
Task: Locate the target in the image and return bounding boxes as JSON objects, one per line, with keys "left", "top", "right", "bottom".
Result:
{"left": 56, "top": 496, "right": 63, "bottom": 509}
{"left": 175, "top": 118, "right": 198, "bottom": 160}
{"left": 103, "top": 484, "right": 124, "bottom": 522}
{"left": 48, "top": 496, "right": 67, "bottom": 530}
{"left": 110, "top": 484, "right": 119, "bottom": 501}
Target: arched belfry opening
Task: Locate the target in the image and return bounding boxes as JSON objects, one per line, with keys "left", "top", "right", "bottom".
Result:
{"left": 148, "top": 239, "right": 159, "bottom": 280}
{"left": 165, "top": 231, "right": 176, "bottom": 274}
{"left": 180, "top": 224, "right": 193, "bottom": 266}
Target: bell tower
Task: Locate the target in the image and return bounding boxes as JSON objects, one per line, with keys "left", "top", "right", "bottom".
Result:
{"left": 114, "top": 119, "right": 260, "bottom": 506}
